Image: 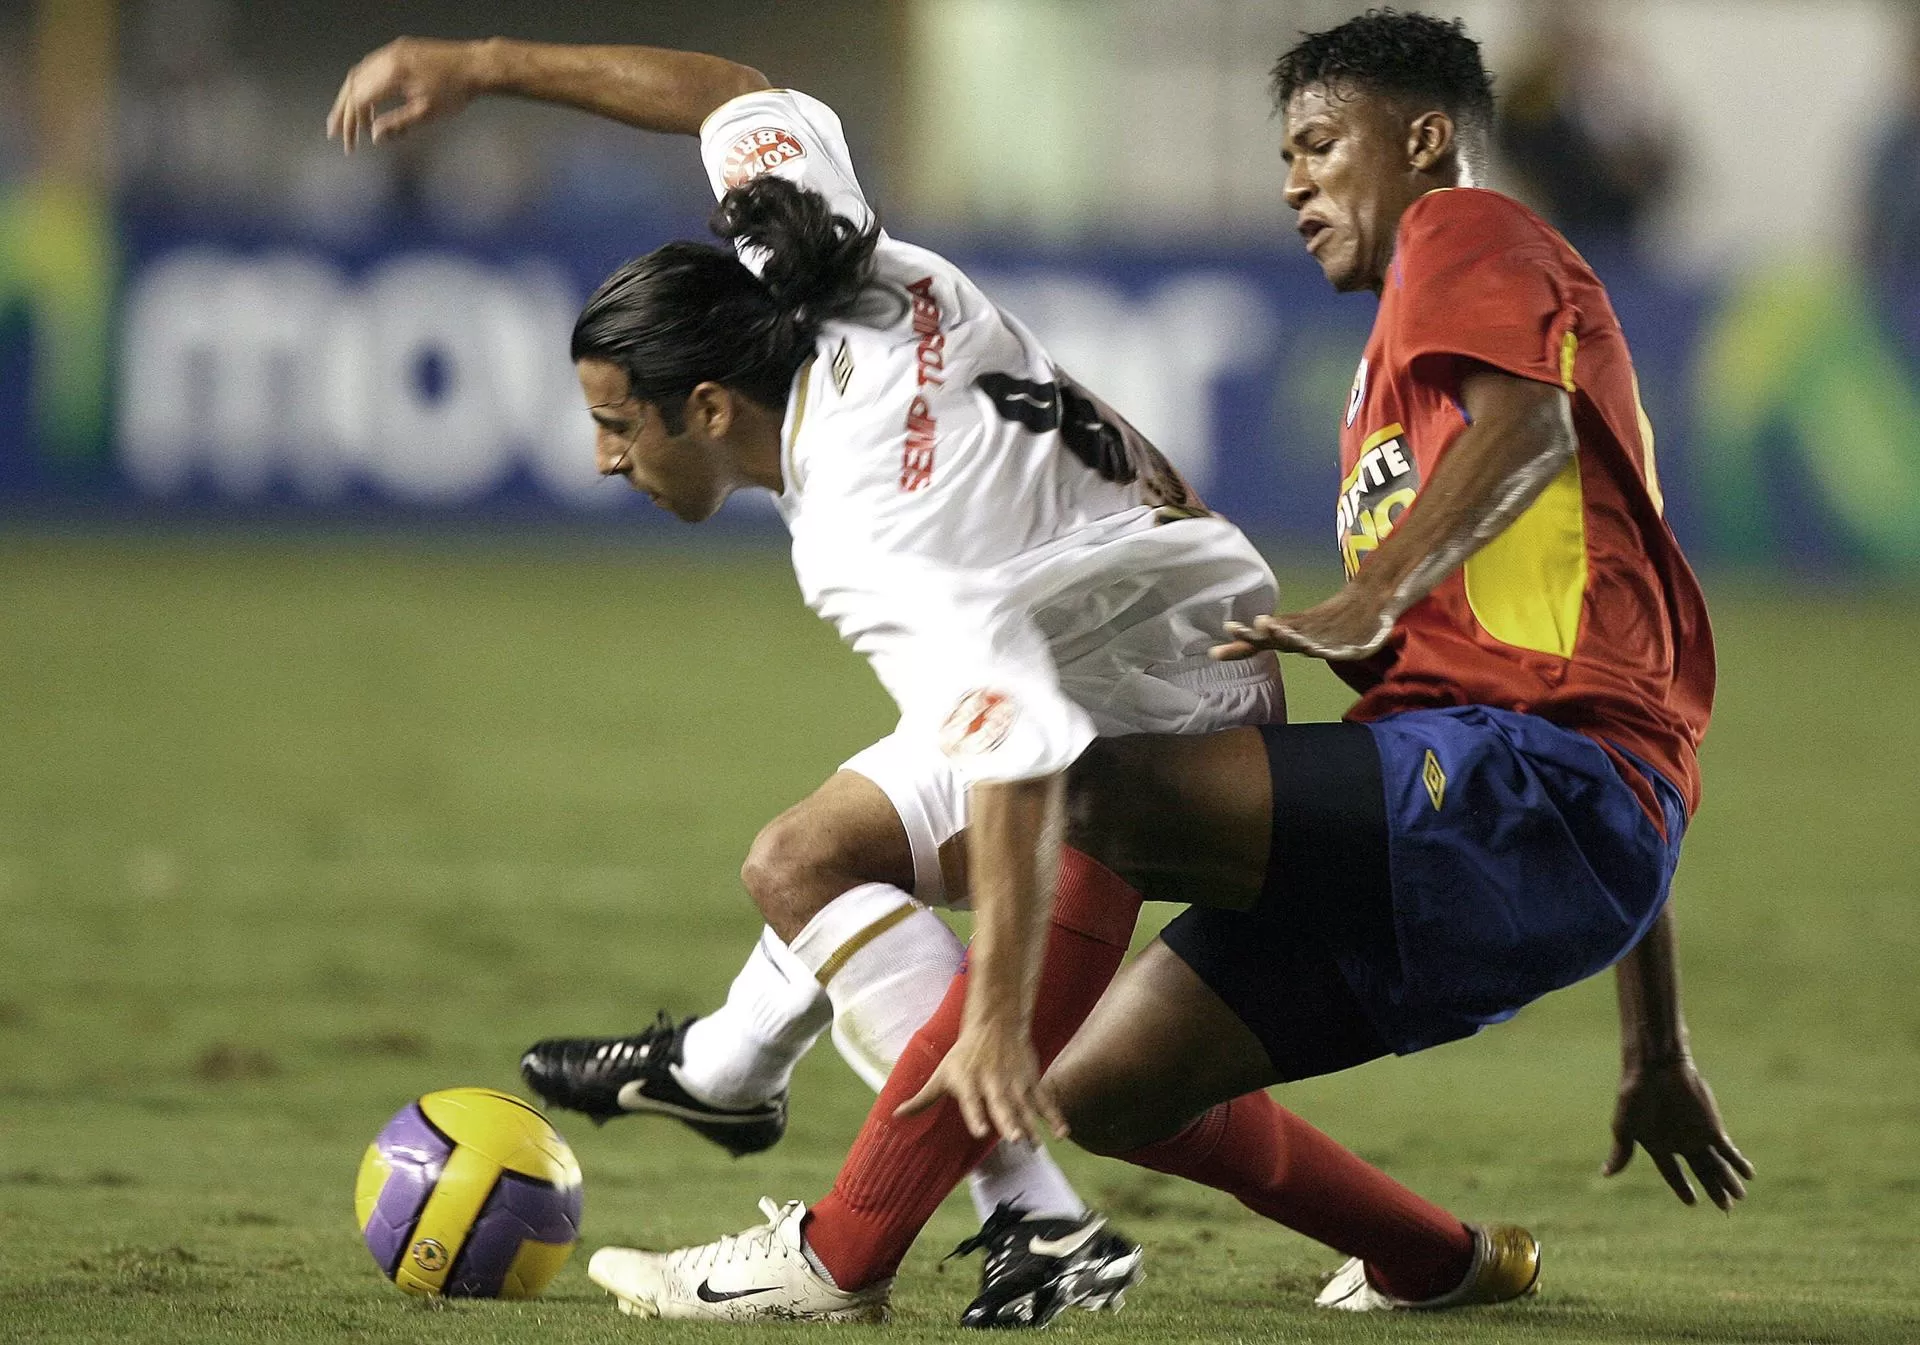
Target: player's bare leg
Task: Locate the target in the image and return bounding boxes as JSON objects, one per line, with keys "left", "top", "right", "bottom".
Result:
{"left": 1063, "top": 728, "right": 1273, "bottom": 913}
{"left": 1045, "top": 940, "right": 1278, "bottom": 1154}
{"left": 1047, "top": 941, "right": 1535, "bottom": 1309}
{"left": 523, "top": 769, "right": 1091, "bottom": 1243}
{"left": 737, "top": 771, "right": 916, "bottom": 943}
{"left": 1048, "top": 728, "right": 1535, "bottom": 1310}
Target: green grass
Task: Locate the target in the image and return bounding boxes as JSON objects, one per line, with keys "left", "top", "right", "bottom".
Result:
{"left": 2, "top": 531, "right": 1917, "bottom": 1344}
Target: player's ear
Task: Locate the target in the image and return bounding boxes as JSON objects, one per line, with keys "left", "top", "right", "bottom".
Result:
{"left": 1407, "top": 111, "right": 1455, "bottom": 173}
{"left": 686, "top": 381, "right": 734, "bottom": 440}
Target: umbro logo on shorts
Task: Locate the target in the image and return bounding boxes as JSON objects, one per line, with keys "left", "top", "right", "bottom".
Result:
{"left": 1422, "top": 750, "right": 1447, "bottom": 810}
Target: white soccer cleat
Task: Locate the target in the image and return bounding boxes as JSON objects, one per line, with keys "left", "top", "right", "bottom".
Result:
{"left": 1315, "top": 1224, "right": 1540, "bottom": 1311}
{"left": 1314, "top": 1255, "right": 1396, "bottom": 1312}
{"left": 587, "top": 1197, "right": 891, "bottom": 1323}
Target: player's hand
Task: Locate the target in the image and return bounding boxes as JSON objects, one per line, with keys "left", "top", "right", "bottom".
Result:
{"left": 327, "top": 37, "right": 484, "bottom": 152}
{"left": 1603, "top": 1055, "right": 1754, "bottom": 1210}
{"left": 1212, "top": 590, "right": 1394, "bottom": 663}
{"left": 894, "top": 1016, "right": 1068, "bottom": 1147}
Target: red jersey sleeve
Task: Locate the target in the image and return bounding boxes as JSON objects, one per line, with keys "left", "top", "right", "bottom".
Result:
{"left": 1387, "top": 189, "right": 1580, "bottom": 394}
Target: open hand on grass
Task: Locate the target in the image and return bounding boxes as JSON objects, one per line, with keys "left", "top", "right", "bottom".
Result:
{"left": 1604, "top": 1056, "right": 1754, "bottom": 1211}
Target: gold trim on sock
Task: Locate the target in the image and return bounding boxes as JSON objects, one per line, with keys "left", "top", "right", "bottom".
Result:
{"left": 812, "top": 903, "right": 916, "bottom": 987}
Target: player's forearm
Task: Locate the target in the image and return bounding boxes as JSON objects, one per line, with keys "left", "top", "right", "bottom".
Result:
{"left": 473, "top": 39, "right": 769, "bottom": 136}
{"left": 962, "top": 774, "right": 1066, "bottom": 1032}
{"left": 1347, "top": 369, "right": 1577, "bottom": 623}
{"left": 1614, "top": 905, "right": 1691, "bottom": 1068}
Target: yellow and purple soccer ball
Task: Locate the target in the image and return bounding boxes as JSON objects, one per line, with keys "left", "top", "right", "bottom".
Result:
{"left": 354, "top": 1086, "right": 583, "bottom": 1298}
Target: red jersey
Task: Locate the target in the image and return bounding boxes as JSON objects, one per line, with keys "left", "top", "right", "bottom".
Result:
{"left": 1335, "top": 188, "right": 1714, "bottom": 821}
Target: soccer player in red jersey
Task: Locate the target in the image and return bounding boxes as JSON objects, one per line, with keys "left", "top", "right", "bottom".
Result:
{"left": 577, "top": 10, "right": 1752, "bottom": 1327}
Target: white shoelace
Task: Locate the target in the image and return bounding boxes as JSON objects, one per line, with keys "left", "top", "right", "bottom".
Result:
{"left": 667, "top": 1198, "right": 796, "bottom": 1279}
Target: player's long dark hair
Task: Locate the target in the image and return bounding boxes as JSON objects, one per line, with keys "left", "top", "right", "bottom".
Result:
{"left": 571, "top": 176, "right": 880, "bottom": 427}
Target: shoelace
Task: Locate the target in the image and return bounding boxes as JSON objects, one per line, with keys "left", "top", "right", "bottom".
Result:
{"left": 945, "top": 1201, "right": 1034, "bottom": 1264}
{"left": 577, "top": 1013, "right": 680, "bottom": 1081}
{"left": 630, "top": 1013, "right": 681, "bottom": 1084}
{"left": 668, "top": 1198, "right": 796, "bottom": 1278}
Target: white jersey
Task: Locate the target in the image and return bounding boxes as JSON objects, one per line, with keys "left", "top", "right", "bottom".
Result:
{"left": 699, "top": 90, "right": 1277, "bottom": 788}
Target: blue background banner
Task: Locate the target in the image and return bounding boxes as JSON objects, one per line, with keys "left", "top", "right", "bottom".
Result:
{"left": 5, "top": 197, "right": 1918, "bottom": 569}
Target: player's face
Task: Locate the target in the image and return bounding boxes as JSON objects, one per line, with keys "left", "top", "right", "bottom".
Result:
{"left": 1282, "top": 83, "right": 1430, "bottom": 294}
{"left": 577, "top": 358, "right": 729, "bottom": 522}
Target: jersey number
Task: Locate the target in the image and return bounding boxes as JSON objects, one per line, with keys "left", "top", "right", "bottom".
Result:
{"left": 976, "top": 372, "right": 1201, "bottom": 511}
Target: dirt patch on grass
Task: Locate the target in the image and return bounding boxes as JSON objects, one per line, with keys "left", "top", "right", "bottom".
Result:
{"left": 333, "top": 1030, "right": 429, "bottom": 1058}
{"left": 71, "top": 1245, "right": 220, "bottom": 1295}
{"left": 191, "top": 1043, "right": 280, "bottom": 1082}
{"left": 2, "top": 1169, "right": 137, "bottom": 1188}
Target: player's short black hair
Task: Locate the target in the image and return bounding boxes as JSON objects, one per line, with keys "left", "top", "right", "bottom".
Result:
{"left": 1271, "top": 9, "right": 1495, "bottom": 141}
{"left": 572, "top": 176, "right": 879, "bottom": 429}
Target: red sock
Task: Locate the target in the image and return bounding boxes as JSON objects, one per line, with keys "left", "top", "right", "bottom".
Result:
{"left": 1121, "top": 1092, "right": 1473, "bottom": 1301}
{"left": 804, "top": 847, "right": 1141, "bottom": 1289}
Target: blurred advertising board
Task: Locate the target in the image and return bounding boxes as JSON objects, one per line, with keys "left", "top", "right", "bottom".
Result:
{"left": 4, "top": 185, "right": 1919, "bottom": 570}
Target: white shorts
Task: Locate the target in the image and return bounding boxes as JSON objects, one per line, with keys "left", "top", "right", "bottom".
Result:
{"left": 842, "top": 649, "right": 1283, "bottom": 908}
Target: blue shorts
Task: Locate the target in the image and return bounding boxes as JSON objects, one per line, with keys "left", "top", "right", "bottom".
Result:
{"left": 1161, "top": 706, "right": 1687, "bottom": 1076}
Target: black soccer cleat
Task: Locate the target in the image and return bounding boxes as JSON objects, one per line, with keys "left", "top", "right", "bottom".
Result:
{"left": 518, "top": 1012, "right": 787, "bottom": 1158}
{"left": 948, "top": 1203, "right": 1144, "bottom": 1329}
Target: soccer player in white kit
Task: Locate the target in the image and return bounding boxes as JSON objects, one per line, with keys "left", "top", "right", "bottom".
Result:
{"left": 329, "top": 35, "right": 1283, "bottom": 1324}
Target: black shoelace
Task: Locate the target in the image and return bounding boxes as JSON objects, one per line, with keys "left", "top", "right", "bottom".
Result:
{"left": 945, "top": 1201, "right": 1036, "bottom": 1267}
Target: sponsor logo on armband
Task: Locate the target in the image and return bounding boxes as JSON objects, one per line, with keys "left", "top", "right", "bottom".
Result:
{"left": 723, "top": 127, "right": 808, "bottom": 188}
{"left": 939, "top": 690, "right": 1017, "bottom": 757}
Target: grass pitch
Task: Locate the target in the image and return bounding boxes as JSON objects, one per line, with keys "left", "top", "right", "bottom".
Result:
{"left": 2, "top": 531, "right": 1917, "bottom": 1344}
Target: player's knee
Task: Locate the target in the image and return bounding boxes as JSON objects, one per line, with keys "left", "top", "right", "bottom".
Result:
{"left": 739, "top": 810, "right": 842, "bottom": 939}
{"left": 1060, "top": 1084, "right": 1181, "bottom": 1158}
{"left": 1061, "top": 1103, "right": 1132, "bottom": 1157}
{"left": 1049, "top": 1050, "right": 1183, "bottom": 1157}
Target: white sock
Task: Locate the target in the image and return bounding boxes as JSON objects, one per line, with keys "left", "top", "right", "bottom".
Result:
{"left": 675, "top": 927, "right": 831, "bottom": 1110}
{"left": 787, "top": 883, "right": 1085, "bottom": 1223}
{"left": 970, "top": 1140, "right": 1086, "bottom": 1222}
{"left": 788, "top": 883, "right": 963, "bottom": 1092}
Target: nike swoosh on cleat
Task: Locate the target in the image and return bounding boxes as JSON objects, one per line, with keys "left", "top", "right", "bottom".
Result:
{"left": 614, "top": 1080, "right": 775, "bottom": 1123}
{"left": 1028, "top": 1216, "right": 1106, "bottom": 1259}
{"left": 696, "top": 1280, "right": 782, "bottom": 1303}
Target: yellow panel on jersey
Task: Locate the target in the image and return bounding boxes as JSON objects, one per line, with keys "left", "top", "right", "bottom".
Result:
{"left": 1462, "top": 454, "right": 1588, "bottom": 659}
{"left": 1629, "top": 369, "right": 1665, "bottom": 516}
{"left": 393, "top": 1145, "right": 498, "bottom": 1296}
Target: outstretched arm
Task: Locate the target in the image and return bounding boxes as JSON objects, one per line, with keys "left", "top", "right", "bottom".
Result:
{"left": 895, "top": 772, "right": 1071, "bottom": 1147}
{"left": 1605, "top": 904, "right": 1754, "bottom": 1209}
{"left": 1212, "top": 365, "right": 1575, "bottom": 663}
{"left": 326, "top": 38, "right": 769, "bottom": 151}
